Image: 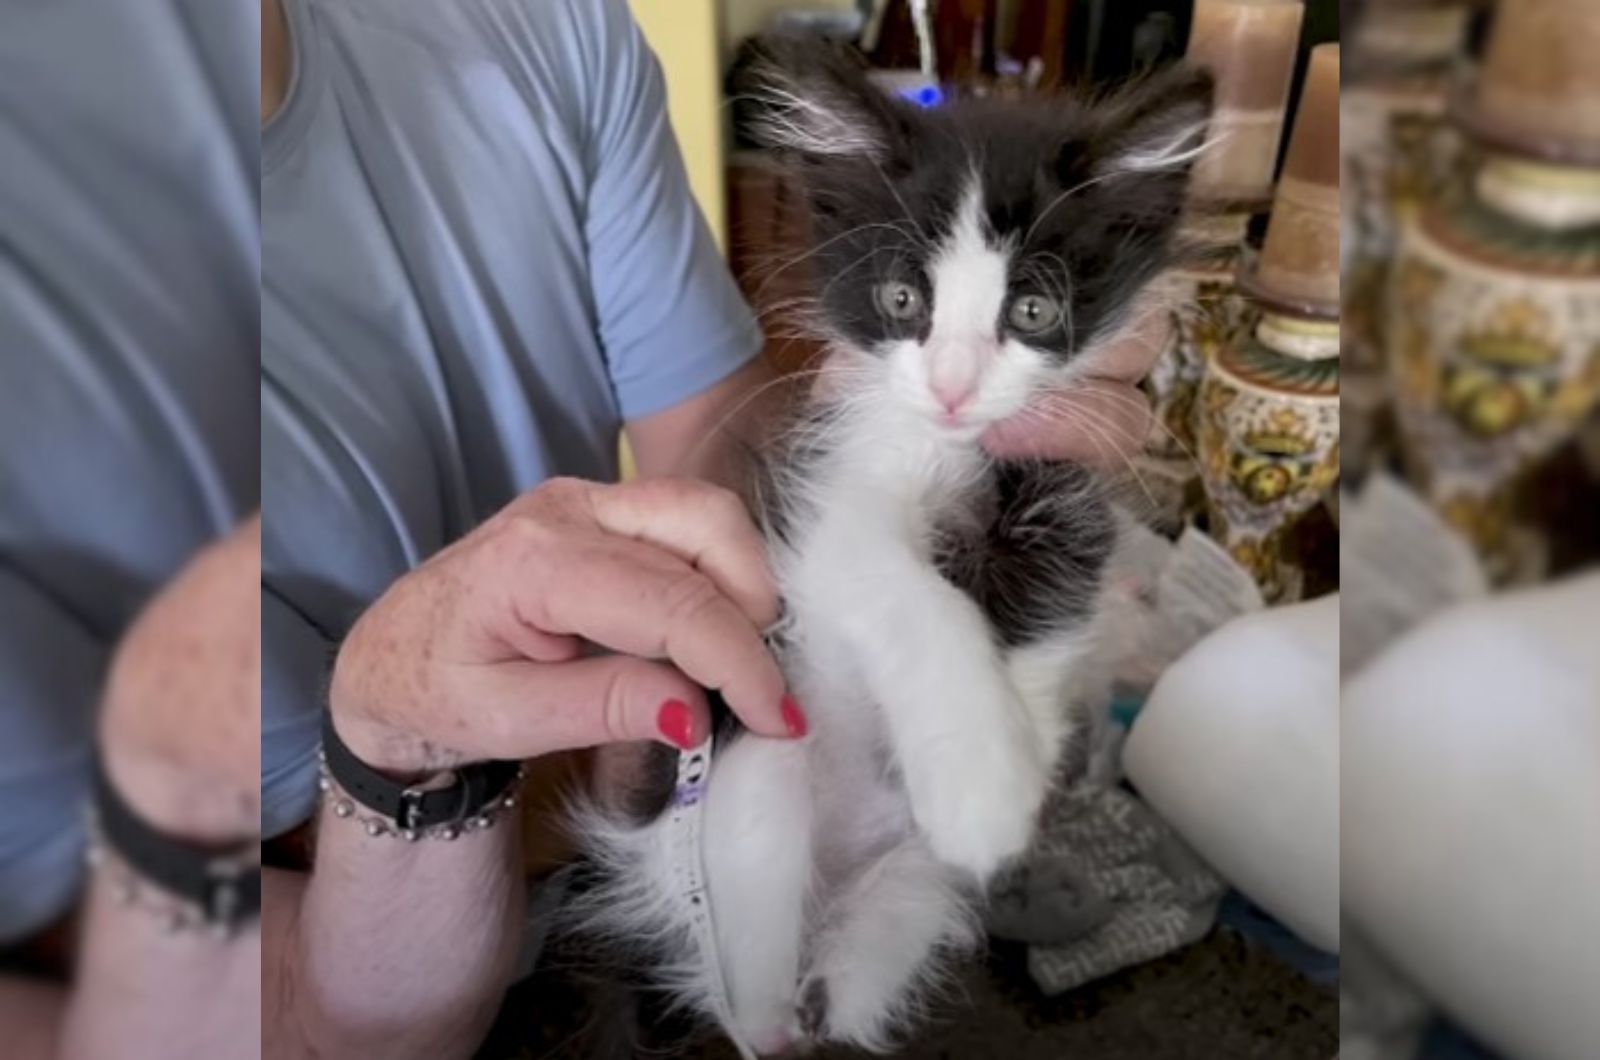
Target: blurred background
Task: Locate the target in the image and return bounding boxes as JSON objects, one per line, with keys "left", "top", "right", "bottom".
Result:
{"left": 1339, "top": 3, "right": 1600, "bottom": 1060}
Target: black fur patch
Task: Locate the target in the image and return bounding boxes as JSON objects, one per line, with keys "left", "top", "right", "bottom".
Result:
{"left": 934, "top": 462, "right": 1116, "bottom": 649}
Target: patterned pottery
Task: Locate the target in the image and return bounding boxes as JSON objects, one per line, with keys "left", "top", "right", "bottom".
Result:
{"left": 1198, "top": 316, "right": 1340, "bottom": 603}
{"left": 1146, "top": 260, "right": 1249, "bottom": 452}
{"left": 1140, "top": 217, "right": 1258, "bottom": 529}
{"left": 1341, "top": 6, "right": 1471, "bottom": 480}
{"left": 1343, "top": 70, "right": 1460, "bottom": 373}
{"left": 1386, "top": 162, "right": 1600, "bottom": 582}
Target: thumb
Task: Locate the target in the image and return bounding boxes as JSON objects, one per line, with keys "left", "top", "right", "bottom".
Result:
{"left": 980, "top": 381, "right": 1152, "bottom": 463}
{"left": 465, "top": 655, "right": 713, "bottom": 758}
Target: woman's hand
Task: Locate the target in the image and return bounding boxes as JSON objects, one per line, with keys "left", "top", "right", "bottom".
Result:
{"left": 328, "top": 477, "right": 802, "bottom": 778}
{"left": 981, "top": 311, "right": 1171, "bottom": 463}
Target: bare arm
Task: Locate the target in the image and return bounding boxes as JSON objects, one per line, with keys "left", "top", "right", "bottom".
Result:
{"left": 626, "top": 357, "right": 790, "bottom": 485}
{"left": 0, "top": 978, "right": 64, "bottom": 1059}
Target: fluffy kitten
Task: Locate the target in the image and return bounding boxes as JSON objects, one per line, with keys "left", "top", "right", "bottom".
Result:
{"left": 560, "top": 39, "right": 1213, "bottom": 1057}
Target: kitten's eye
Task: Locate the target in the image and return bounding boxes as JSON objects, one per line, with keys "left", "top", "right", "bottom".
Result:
{"left": 1007, "top": 294, "right": 1062, "bottom": 334}
{"left": 874, "top": 281, "right": 925, "bottom": 322}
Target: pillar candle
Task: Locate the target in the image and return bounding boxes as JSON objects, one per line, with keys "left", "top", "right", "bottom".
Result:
{"left": 1255, "top": 43, "right": 1341, "bottom": 314}
{"left": 1185, "top": 0, "right": 1305, "bottom": 204}
{"left": 1473, "top": 0, "right": 1600, "bottom": 164}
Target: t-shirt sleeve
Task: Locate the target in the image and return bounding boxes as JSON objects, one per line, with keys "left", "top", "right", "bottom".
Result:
{"left": 0, "top": 567, "right": 100, "bottom": 944}
{"left": 577, "top": 0, "right": 762, "bottom": 421}
{"left": 260, "top": 583, "right": 334, "bottom": 838}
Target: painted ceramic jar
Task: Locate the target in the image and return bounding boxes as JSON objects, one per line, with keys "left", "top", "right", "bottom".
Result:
{"left": 1141, "top": 216, "right": 1258, "bottom": 528}
{"left": 1343, "top": 73, "right": 1458, "bottom": 372}
{"left": 1198, "top": 315, "right": 1341, "bottom": 603}
{"left": 1342, "top": 5, "right": 1470, "bottom": 480}
{"left": 1387, "top": 160, "right": 1600, "bottom": 583}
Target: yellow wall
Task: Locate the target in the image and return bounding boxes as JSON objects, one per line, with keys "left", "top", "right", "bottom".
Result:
{"left": 628, "top": 0, "right": 729, "bottom": 251}
{"left": 630, "top": 0, "right": 863, "bottom": 251}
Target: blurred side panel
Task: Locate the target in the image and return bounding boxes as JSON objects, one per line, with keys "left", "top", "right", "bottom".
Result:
{"left": 0, "top": 0, "right": 259, "bottom": 1018}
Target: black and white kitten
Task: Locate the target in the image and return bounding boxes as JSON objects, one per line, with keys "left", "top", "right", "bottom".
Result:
{"left": 565, "top": 41, "right": 1213, "bottom": 1056}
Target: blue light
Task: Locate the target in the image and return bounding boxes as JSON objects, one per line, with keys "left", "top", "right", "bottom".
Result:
{"left": 899, "top": 84, "right": 943, "bottom": 108}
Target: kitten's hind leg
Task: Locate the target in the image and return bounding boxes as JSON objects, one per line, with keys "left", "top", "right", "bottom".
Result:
{"left": 702, "top": 735, "right": 813, "bottom": 1055}
{"left": 799, "top": 837, "right": 980, "bottom": 1053}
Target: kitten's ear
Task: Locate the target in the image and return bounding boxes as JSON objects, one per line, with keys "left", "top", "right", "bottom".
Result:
{"left": 1070, "top": 63, "right": 1215, "bottom": 180}
{"left": 731, "top": 35, "right": 913, "bottom": 165}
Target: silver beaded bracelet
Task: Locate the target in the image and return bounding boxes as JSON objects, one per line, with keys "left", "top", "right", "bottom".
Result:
{"left": 84, "top": 813, "right": 258, "bottom": 939}
{"left": 315, "top": 752, "right": 525, "bottom": 842}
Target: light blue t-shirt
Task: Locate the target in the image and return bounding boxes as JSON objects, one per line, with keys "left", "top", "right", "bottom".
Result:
{"left": 0, "top": 2, "right": 258, "bottom": 941}
{"left": 262, "top": 0, "right": 763, "bottom": 835}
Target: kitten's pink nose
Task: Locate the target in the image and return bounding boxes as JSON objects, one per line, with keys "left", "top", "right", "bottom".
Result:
{"left": 931, "top": 379, "right": 976, "bottom": 416}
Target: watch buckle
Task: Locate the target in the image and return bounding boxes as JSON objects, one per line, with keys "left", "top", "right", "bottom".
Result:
{"left": 398, "top": 786, "right": 427, "bottom": 832}
{"left": 203, "top": 859, "right": 244, "bottom": 930}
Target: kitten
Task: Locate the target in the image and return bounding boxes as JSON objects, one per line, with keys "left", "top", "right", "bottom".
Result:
{"left": 559, "top": 39, "right": 1213, "bottom": 1057}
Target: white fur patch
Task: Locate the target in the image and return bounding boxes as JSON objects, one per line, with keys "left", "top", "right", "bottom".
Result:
{"left": 746, "top": 81, "right": 886, "bottom": 160}
{"left": 927, "top": 178, "right": 1010, "bottom": 349}
{"left": 1111, "top": 118, "right": 1213, "bottom": 173}
{"left": 887, "top": 175, "right": 1052, "bottom": 435}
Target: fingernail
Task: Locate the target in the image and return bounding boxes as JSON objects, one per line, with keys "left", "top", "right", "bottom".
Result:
{"left": 780, "top": 694, "right": 809, "bottom": 738}
{"left": 658, "top": 700, "right": 697, "bottom": 750}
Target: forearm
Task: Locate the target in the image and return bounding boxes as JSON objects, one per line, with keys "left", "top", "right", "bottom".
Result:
{"left": 264, "top": 806, "right": 524, "bottom": 1060}
{"left": 51, "top": 747, "right": 260, "bottom": 1060}
{"left": 58, "top": 875, "right": 259, "bottom": 1060}
{"left": 627, "top": 356, "right": 796, "bottom": 488}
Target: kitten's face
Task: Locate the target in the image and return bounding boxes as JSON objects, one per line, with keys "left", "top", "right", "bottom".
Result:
{"left": 740, "top": 45, "right": 1212, "bottom": 441}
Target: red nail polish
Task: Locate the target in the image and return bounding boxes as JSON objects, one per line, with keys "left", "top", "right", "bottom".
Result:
{"left": 781, "top": 694, "right": 808, "bottom": 738}
{"left": 658, "top": 700, "right": 697, "bottom": 750}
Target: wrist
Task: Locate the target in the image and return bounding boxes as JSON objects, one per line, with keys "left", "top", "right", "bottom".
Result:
{"left": 324, "top": 700, "right": 460, "bottom": 784}
{"left": 327, "top": 638, "right": 462, "bottom": 781}
{"left": 100, "top": 742, "right": 258, "bottom": 847}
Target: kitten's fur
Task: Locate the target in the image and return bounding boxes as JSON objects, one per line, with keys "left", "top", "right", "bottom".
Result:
{"left": 559, "top": 41, "right": 1212, "bottom": 1056}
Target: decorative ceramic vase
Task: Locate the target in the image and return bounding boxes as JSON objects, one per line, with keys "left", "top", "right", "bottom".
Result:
{"left": 1341, "top": 3, "right": 1471, "bottom": 477}
{"left": 1386, "top": 159, "right": 1600, "bottom": 582}
{"left": 1199, "top": 314, "right": 1341, "bottom": 603}
{"left": 1385, "top": 0, "right": 1600, "bottom": 581}
{"left": 1140, "top": 217, "right": 1257, "bottom": 529}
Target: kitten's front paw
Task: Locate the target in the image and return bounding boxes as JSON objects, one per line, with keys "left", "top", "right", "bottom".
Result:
{"left": 909, "top": 725, "right": 1049, "bottom": 880}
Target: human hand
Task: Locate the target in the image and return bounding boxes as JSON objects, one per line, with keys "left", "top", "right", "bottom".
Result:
{"left": 100, "top": 516, "right": 262, "bottom": 844}
{"left": 980, "top": 311, "right": 1171, "bottom": 463}
{"left": 328, "top": 477, "right": 801, "bottom": 778}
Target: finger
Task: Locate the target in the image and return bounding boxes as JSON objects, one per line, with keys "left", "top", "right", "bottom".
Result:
{"left": 491, "top": 620, "right": 585, "bottom": 665}
{"left": 465, "top": 655, "right": 715, "bottom": 757}
{"left": 505, "top": 534, "right": 792, "bottom": 737}
{"left": 980, "top": 381, "right": 1152, "bottom": 463}
{"left": 1074, "top": 309, "right": 1171, "bottom": 383}
{"left": 588, "top": 478, "right": 780, "bottom": 628}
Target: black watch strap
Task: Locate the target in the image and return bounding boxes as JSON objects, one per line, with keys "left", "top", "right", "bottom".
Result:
{"left": 90, "top": 755, "right": 261, "bottom": 929}
{"left": 319, "top": 711, "right": 521, "bottom": 832}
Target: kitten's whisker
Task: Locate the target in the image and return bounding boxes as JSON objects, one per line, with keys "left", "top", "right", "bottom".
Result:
{"left": 1043, "top": 402, "right": 1164, "bottom": 511}
{"left": 1004, "top": 396, "right": 1159, "bottom": 511}
{"left": 1029, "top": 384, "right": 1197, "bottom": 468}
{"left": 748, "top": 221, "right": 925, "bottom": 302}
{"left": 1023, "top": 171, "right": 1122, "bottom": 245}
{"left": 868, "top": 155, "right": 933, "bottom": 250}
{"left": 681, "top": 363, "right": 876, "bottom": 472}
